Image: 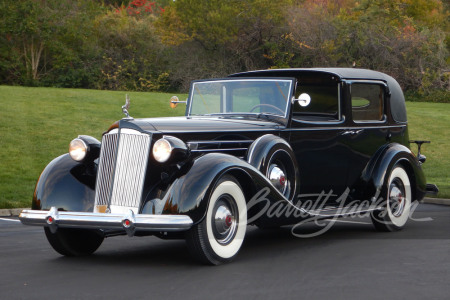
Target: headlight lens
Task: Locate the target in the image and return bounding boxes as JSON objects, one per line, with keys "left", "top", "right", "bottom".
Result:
{"left": 153, "top": 138, "right": 172, "bottom": 163}
{"left": 69, "top": 138, "right": 87, "bottom": 161}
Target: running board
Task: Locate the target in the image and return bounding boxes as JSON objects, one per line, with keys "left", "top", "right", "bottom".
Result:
{"left": 306, "top": 204, "right": 382, "bottom": 219}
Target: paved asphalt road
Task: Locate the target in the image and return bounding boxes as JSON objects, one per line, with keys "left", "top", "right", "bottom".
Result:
{"left": 1, "top": 203, "right": 449, "bottom": 300}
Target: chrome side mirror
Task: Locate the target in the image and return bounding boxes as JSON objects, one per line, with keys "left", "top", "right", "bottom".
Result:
{"left": 293, "top": 93, "right": 311, "bottom": 107}
{"left": 170, "top": 96, "right": 187, "bottom": 109}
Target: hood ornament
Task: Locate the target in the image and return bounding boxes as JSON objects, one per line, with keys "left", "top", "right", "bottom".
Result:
{"left": 122, "top": 94, "right": 133, "bottom": 119}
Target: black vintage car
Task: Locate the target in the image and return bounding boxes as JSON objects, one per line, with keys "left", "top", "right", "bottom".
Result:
{"left": 20, "top": 68, "right": 438, "bottom": 264}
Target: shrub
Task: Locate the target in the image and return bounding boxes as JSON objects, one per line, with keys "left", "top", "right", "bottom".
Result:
{"left": 405, "top": 89, "right": 450, "bottom": 103}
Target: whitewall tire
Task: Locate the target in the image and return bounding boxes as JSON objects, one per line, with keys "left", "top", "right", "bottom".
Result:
{"left": 186, "top": 175, "right": 247, "bottom": 265}
{"left": 371, "top": 165, "right": 412, "bottom": 232}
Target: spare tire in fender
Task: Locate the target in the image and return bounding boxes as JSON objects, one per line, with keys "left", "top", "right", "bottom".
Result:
{"left": 246, "top": 134, "right": 299, "bottom": 202}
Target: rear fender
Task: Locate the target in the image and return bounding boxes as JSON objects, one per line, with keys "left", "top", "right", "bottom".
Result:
{"left": 356, "top": 143, "right": 426, "bottom": 202}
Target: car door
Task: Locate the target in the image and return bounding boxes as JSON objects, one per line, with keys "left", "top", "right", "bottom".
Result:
{"left": 286, "top": 80, "right": 350, "bottom": 205}
{"left": 342, "top": 80, "right": 390, "bottom": 194}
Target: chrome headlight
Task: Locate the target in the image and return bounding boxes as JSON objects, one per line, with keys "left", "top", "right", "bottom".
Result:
{"left": 68, "top": 135, "right": 100, "bottom": 163}
{"left": 152, "top": 136, "right": 189, "bottom": 164}
{"left": 153, "top": 138, "right": 172, "bottom": 163}
{"left": 69, "top": 138, "right": 87, "bottom": 161}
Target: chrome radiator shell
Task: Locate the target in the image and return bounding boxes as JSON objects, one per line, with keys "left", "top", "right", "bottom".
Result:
{"left": 94, "top": 129, "right": 151, "bottom": 213}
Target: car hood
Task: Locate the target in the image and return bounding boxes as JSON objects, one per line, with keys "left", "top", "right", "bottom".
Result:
{"left": 117, "top": 116, "right": 282, "bottom": 134}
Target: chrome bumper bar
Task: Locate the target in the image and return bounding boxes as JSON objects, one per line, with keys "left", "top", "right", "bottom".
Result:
{"left": 19, "top": 207, "right": 193, "bottom": 236}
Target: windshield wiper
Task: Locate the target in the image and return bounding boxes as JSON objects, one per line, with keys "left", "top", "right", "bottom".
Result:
{"left": 254, "top": 113, "right": 286, "bottom": 125}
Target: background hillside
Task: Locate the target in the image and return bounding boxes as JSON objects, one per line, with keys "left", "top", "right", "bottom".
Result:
{"left": 0, "top": 0, "right": 448, "bottom": 99}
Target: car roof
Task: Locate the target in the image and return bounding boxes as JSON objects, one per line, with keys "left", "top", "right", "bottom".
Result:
{"left": 229, "top": 68, "right": 407, "bottom": 123}
{"left": 230, "top": 68, "right": 388, "bottom": 81}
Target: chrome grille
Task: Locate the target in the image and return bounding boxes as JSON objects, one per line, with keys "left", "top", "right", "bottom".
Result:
{"left": 94, "top": 129, "right": 151, "bottom": 213}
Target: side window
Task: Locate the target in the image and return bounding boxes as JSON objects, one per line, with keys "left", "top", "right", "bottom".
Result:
{"left": 351, "top": 83, "right": 385, "bottom": 122}
{"left": 293, "top": 83, "right": 340, "bottom": 121}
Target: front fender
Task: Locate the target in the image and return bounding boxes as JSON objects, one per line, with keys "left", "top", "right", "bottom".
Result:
{"left": 247, "top": 134, "right": 290, "bottom": 169}
{"left": 149, "top": 153, "right": 291, "bottom": 225}
{"left": 357, "top": 143, "right": 426, "bottom": 202}
{"left": 32, "top": 154, "right": 96, "bottom": 212}
{"left": 246, "top": 134, "right": 299, "bottom": 201}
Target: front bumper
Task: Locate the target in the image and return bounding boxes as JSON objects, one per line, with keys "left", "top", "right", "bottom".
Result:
{"left": 19, "top": 207, "right": 193, "bottom": 236}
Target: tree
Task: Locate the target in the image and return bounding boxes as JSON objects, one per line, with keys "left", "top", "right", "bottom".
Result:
{"left": 334, "top": 0, "right": 449, "bottom": 91}
{"left": 0, "top": 0, "right": 104, "bottom": 86}
{"left": 93, "top": 5, "right": 171, "bottom": 91}
{"left": 156, "top": 0, "right": 292, "bottom": 89}
{"left": 270, "top": 0, "right": 449, "bottom": 92}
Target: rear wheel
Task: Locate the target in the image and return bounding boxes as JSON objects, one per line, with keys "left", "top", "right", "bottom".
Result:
{"left": 44, "top": 227, "right": 104, "bottom": 256}
{"left": 186, "top": 175, "right": 247, "bottom": 265}
{"left": 371, "top": 165, "right": 412, "bottom": 232}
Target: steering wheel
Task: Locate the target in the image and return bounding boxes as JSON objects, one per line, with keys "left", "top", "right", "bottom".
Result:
{"left": 249, "top": 104, "right": 285, "bottom": 115}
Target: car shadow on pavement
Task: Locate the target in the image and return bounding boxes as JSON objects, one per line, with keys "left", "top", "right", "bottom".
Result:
{"left": 44, "top": 221, "right": 378, "bottom": 267}
{"left": 42, "top": 210, "right": 447, "bottom": 268}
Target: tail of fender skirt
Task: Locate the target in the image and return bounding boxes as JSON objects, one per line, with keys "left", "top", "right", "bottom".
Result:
{"left": 94, "top": 129, "right": 151, "bottom": 213}
{"left": 426, "top": 184, "right": 439, "bottom": 196}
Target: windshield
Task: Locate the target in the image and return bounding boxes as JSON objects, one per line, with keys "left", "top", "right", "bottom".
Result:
{"left": 188, "top": 79, "right": 293, "bottom": 117}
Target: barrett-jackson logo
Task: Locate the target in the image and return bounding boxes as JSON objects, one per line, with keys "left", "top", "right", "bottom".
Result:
{"left": 245, "top": 187, "right": 432, "bottom": 238}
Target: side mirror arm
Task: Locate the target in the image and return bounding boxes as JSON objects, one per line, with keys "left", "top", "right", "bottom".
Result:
{"left": 170, "top": 96, "right": 187, "bottom": 109}
{"left": 293, "top": 93, "right": 311, "bottom": 107}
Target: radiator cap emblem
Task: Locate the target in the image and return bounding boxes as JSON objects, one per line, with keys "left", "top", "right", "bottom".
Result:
{"left": 122, "top": 94, "right": 133, "bottom": 119}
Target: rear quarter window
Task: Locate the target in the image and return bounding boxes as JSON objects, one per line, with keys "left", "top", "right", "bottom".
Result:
{"left": 351, "top": 83, "right": 385, "bottom": 122}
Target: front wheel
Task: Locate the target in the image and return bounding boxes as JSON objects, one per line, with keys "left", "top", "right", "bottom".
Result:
{"left": 186, "top": 175, "right": 247, "bottom": 265}
{"left": 44, "top": 227, "right": 104, "bottom": 256}
{"left": 371, "top": 165, "right": 412, "bottom": 232}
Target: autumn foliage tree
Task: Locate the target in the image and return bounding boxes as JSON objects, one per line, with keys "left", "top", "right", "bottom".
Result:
{"left": 156, "top": 0, "right": 293, "bottom": 89}
{"left": 0, "top": 0, "right": 448, "bottom": 96}
{"left": 265, "top": 0, "right": 449, "bottom": 93}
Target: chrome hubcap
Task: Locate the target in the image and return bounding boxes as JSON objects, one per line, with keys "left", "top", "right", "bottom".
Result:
{"left": 212, "top": 197, "right": 238, "bottom": 245}
{"left": 268, "top": 164, "right": 287, "bottom": 195}
{"left": 389, "top": 181, "right": 405, "bottom": 217}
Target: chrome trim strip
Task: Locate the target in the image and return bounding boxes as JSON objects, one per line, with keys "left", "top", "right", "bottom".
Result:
{"left": 283, "top": 124, "right": 406, "bottom": 132}
{"left": 19, "top": 208, "right": 193, "bottom": 233}
{"left": 154, "top": 129, "right": 280, "bottom": 133}
{"left": 188, "top": 140, "right": 253, "bottom": 152}
{"left": 188, "top": 140, "right": 253, "bottom": 145}
{"left": 338, "top": 82, "right": 341, "bottom": 120}
{"left": 190, "top": 148, "right": 248, "bottom": 153}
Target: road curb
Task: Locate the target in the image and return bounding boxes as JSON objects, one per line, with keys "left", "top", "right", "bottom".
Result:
{"left": 422, "top": 197, "right": 450, "bottom": 206}
{"left": 0, "top": 208, "right": 28, "bottom": 217}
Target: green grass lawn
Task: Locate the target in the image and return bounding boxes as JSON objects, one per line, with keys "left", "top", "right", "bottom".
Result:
{"left": 0, "top": 86, "right": 448, "bottom": 208}
{"left": 0, "top": 86, "right": 187, "bottom": 208}
{"left": 406, "top": 102, "right": 450, "bottom": 199}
